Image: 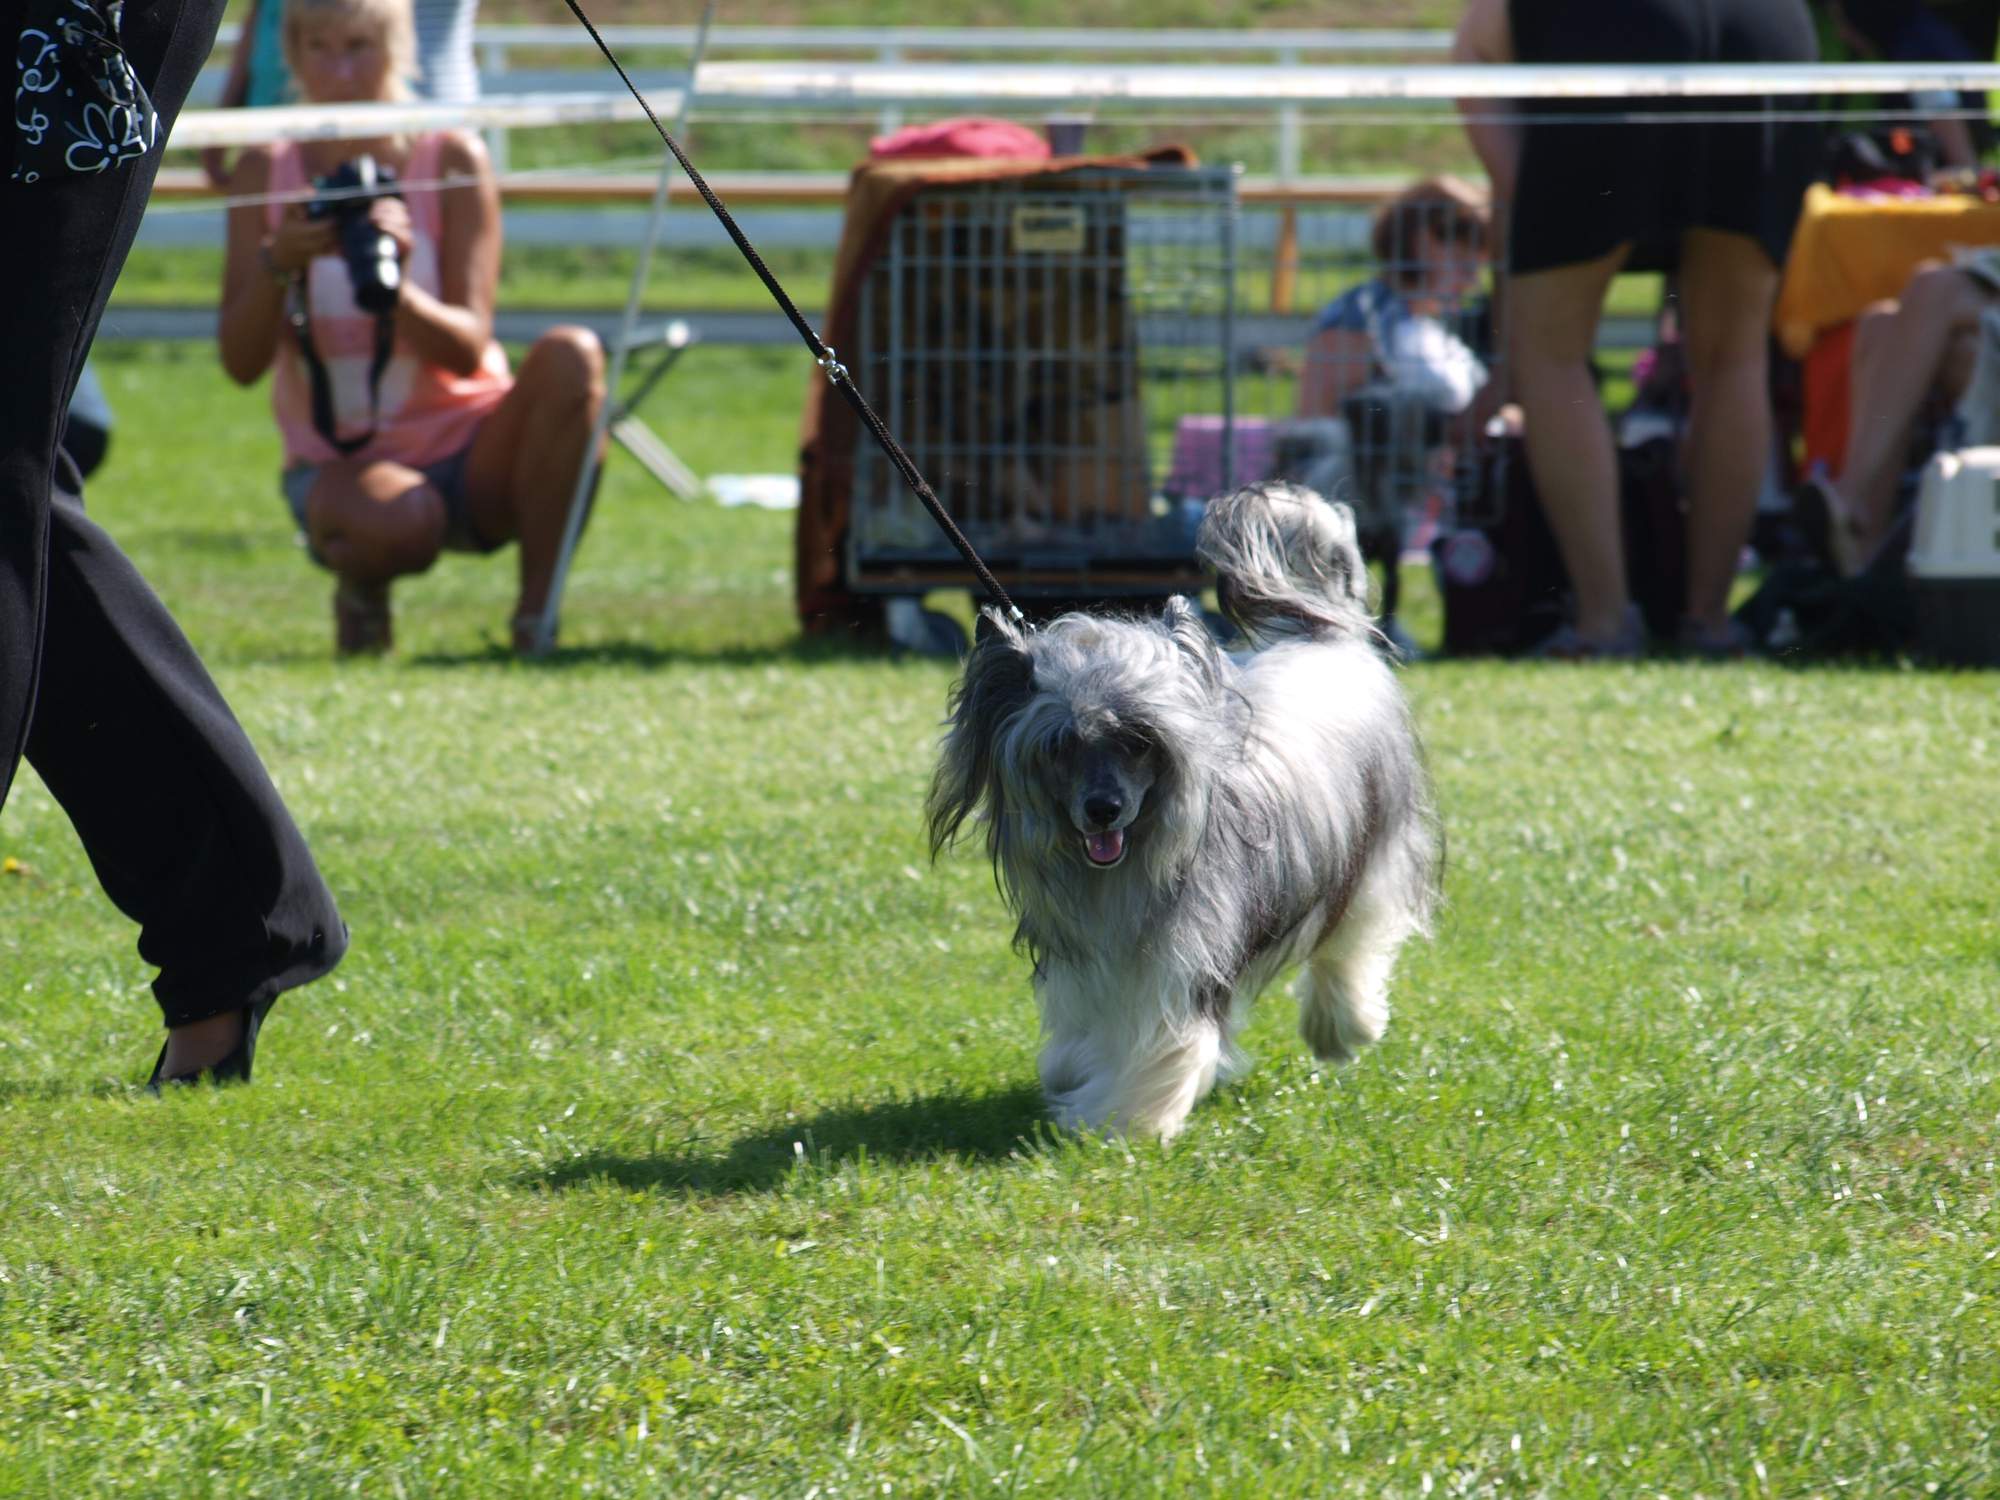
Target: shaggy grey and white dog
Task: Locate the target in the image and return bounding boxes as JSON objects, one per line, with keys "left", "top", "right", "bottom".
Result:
{"left": 928, "top": 483, "right": 1441, "bottom": 1141}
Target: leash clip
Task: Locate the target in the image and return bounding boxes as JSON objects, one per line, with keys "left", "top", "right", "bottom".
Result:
{"left": 816, "top": 347, "right": 849, "bottom": 385}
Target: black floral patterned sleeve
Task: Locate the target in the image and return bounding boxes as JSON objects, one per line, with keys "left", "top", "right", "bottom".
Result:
{"left": 11, "top": 0, "right": 156, "bottom": 184}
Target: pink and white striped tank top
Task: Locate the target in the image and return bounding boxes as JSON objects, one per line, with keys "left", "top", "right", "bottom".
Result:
{"left": 265, "top": 133, "right": 512, "bottom": 469}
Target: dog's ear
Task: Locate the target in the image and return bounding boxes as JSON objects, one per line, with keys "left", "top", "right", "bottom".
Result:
{"left": 973, "top": 606, "right": 1023, "bottom": 648}
{"left": 1313, "top": 497, "right": 1370, "bottom": 609}
{"left": 1161, "top": 595, "right": 1224, "bottom": 693}
{"left": 928, "top": 612, "right": 1036, "bottom": 858}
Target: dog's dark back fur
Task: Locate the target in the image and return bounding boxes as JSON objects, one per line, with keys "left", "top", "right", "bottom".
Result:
{"left": 928, "top": 616, "right": 1038, "bottom": 861}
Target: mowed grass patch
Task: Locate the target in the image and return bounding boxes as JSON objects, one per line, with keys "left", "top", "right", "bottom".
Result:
{"left": 1, "top": 342, "right": 1998, "bottom": 1496}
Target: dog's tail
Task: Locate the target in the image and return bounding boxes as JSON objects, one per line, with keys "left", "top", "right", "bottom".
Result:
{"left": 1195, "top": 481, "right": 1373, "bottom": 645}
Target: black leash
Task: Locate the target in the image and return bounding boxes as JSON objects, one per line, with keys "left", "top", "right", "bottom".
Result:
{"left": 555, "top": 0, "right": 1025, "bottom": 625}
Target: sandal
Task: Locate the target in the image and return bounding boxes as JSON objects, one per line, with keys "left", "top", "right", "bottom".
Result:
{"left": 147, "top": 999, "right": 276, "bottom": 1093}
{"left": 334, "top": 581, "right": 392, "bottom": 656}
{"left": 1794, "top": 474, "right": 1867, "bottom": 577}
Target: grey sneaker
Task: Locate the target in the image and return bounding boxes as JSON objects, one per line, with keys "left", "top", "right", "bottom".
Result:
{"left": 1530, "top": 603, "right": 1646, "bottom": 661}
{"left": 1675, "top": 615, "right": 1756, "bottom": 659}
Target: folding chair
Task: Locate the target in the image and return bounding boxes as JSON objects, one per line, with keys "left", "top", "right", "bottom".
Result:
{"left": 606, "top": 317, "right": 701, "bottom": 501}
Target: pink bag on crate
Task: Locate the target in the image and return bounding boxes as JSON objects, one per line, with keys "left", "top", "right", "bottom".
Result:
{"left": 868, "top": 118, "right": 1051, "bottom": 161}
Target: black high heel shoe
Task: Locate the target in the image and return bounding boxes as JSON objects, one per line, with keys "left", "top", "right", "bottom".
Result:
{"left": 147, "top": 999, "right": 276, "bottom": 1092}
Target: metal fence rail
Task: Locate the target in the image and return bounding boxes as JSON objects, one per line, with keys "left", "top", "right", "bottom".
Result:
{"left": 203, "top": 22, "right": 1456, "bottom": 56}
{"left": 194, "top": 24, "right": 1456, "bottom": 177}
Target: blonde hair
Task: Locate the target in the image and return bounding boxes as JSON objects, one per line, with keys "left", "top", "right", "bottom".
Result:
{"left": 282, "top": 0, "right": 418, "bottom": 101}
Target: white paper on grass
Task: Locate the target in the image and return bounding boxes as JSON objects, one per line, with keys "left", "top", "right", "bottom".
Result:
{"left": 706, "top": 474, "right": 800, "bottom": 510}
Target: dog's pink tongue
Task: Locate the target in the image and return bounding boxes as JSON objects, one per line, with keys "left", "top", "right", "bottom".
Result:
{"left": 1086, "top": 829, "right": 1125, "bottom": 865}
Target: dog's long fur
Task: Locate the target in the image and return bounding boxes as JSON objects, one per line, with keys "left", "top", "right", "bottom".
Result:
{"left": 928, "top": 482, "right": 1441, "bottom": 1141}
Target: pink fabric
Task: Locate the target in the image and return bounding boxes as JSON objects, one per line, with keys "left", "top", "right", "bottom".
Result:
{"left": 1167, "top": 415, "right": 1278, "bottom": 500}
{"left": 266, "top": 134, "right": 511, "bottom": 469}
{"left": 868, "top": 117, "right": 1050, "bottom": 161}
{"left": 1841, "top": 178, "right": 1934, "bottom": 200}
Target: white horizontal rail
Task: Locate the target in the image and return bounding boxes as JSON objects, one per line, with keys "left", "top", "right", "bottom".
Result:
{"left": 169, "top": 62, "right": 2000, "bottom": 150}
{"left": 211, "top": 22, "right": 1454, "bottom": 55}
{"left": 472, "top": 24, "right": 1453, "bottom": 53}
{"left": 168, "top": 92, "right": 667, "bottom": 147}
{"left": 689, "top": 59, "right": 2000, "bottom": 105}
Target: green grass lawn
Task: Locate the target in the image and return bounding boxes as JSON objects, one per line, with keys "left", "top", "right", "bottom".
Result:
{"left": 3, "top": 341, "right": 1998, "bottom": 1496}
{"left": 114, "top": 237, "right": 1665, "bottom": 337}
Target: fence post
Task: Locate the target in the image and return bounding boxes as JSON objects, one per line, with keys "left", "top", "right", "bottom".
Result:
{"left": 1273, "top": 205, "right": 1299, "bottom": 315}
{"left": 1276, "top": 43, "right": 1302, "bottom": 182}
{"left": 878, "top": 40, "right": 903, "bottom": 142}
{"left": 1273, "top": 44, "right": 1302, "bottom": 317}
{"left": 482, "top": 36, "right": 510, "bottom": 173}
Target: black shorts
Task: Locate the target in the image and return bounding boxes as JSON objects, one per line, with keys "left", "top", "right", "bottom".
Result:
{"left": 281, "top": 441, "right": 499, "bottom": 566}
{"left": 1507, "top": 0, "right": 1820, "bottom": 275}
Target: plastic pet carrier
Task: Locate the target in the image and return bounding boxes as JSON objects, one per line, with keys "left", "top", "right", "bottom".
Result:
{"left": 1907, "top": 447, "right": 2000, "bottom": 665}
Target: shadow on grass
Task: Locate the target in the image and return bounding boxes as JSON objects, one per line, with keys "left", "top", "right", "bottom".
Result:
{"left": 128, "top": 528, "right": 269, "bottom": 558}
{"left": 405, "top": 633, "right": 914, "bottom": 672}
{"left": 531, "top": 1082, "right": 1051, "bottom": 1196}
{"left": 0, "top": 1075, "right": 146, "bottom": 1103}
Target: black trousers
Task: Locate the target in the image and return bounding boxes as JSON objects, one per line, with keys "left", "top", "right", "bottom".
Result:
{"left": 0, "top": 0, "right": 346, "bottom": 1027}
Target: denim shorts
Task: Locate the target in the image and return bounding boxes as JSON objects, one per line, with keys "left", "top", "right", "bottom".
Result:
{"left": 281, "top": 442, "right": 497, "bottom": 560}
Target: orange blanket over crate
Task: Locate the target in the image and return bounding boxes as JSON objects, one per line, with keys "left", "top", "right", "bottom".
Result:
{"left": 794, "top": 146, "right": 1196, "bottom": 634}
{"left": 1774, "top": 183, "right": 2000, "bottom": 357}
{"left": 1776, "top": 183, "right": 2000, "bottom": 480}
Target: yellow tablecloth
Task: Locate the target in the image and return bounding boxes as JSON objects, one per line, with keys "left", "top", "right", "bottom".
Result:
{"left": 1774, "top": 183, "right": 2000, "bottom": 357}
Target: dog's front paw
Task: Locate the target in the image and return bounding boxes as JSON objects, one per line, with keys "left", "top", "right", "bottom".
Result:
{"left": 1038, "top": 1034, "right": 1097, "bottom": 1103}
{"left": 1045, "top": 1093, "right": 1104, "bottom": 1135}
{"left": 1300, "top": 1004, "right": 1358, "bottom": 1064}
{"left": 1215, "top": 1041, "right": 1256, "bottom": 1086}
{"left": 1047, "top": 1094, "right": 1194, "bottom": 1144}
{"left": 1298, "top": 971, "right": 1388, "bottom": 1064}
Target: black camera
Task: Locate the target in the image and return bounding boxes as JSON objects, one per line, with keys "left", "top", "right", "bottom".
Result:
{"left": 305, "top": 154, "right": 404, "bottom": 315}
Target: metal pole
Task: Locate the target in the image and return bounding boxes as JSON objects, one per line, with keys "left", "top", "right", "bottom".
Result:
{"left": 524, "top": 0, "right": 721, "bottom": 656}
{"left": 877, "top": 41, "right": 902, "bottom": 142}
{"left": 1276, "top": 44, "right": 1302, "bottom": 182}
{"left": 481, "top": 37, "right": 511, "bottom": 173}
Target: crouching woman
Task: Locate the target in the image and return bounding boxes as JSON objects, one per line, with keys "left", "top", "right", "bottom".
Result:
{"left": 219, "top": 0, "right": 605, "bottom": 654}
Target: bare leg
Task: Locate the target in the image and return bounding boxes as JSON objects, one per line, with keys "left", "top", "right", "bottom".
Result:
{"left": 1676, "top": 228, "right": 1779, "bottom": 634}
{"left": 1838, "top": 264, "right": 1989, "bottom": 559}
{"left": 305, "top": 458, "right": 448, "bottom": 653}
{"left": 306, "top": 458, "right": 447, "bottom": 583}
{"left": 462, "top": 326, "right": 608, "bottom": 642}
{"left": 1509, "top": 243, "right": 1633, "bottom": 642}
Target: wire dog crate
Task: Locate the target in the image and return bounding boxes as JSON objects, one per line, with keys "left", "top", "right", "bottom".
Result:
{"left": 845, "top": 161, "right": 1238, "bottom": 600}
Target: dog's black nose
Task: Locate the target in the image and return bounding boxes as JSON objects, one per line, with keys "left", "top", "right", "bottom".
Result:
{"left": 1083, "top": 793, "right": 1123, "bottom": 827}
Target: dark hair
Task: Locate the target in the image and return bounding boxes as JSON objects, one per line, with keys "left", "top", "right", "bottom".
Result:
{"left": 1837, "top": 0, "right": 1906, "bottom": 52}
{"left": 1371, "top": 177, "right": 1489, "bottom": 289}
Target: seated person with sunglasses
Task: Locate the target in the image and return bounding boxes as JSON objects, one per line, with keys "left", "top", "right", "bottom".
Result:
{"left": 219, "top": 0, "right": 604, "bottom": 655}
